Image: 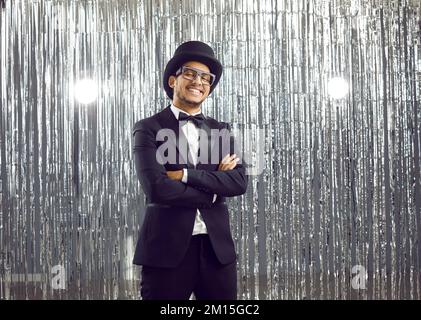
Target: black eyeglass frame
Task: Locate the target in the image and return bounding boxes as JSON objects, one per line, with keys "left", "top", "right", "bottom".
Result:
{"left": 175, "top": 66, "right": 216, "bottom": 86}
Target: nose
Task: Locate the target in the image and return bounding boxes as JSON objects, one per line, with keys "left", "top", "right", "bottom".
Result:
{"left": 191, "top": 74, "right": 203, "bottom": 85}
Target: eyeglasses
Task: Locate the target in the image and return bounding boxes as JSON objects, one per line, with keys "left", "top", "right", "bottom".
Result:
{"left": 175, "top": 66, "right": 216, "bottom": 86}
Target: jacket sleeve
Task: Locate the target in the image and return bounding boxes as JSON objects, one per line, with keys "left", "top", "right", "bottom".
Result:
{"left": 185, "top": 123, "right": 248, "bottom": 197}
{"left": 133, "top": 120, "right": 214, "bottom": 208}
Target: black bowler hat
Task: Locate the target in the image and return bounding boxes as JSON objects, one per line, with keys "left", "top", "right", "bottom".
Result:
{"left": 163, "top": 41, "right": 223, "bottom": 100}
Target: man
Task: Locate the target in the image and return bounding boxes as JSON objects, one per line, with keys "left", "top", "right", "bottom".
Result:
{"left": 132, "top": 41, "right": 248, "bottom": 300}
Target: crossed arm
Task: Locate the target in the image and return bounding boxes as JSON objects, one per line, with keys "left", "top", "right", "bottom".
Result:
{"left": 133, "top": 122, "right": 214, "bottom": 208}
{"left": 133, "top": 121, "right": 248, "bottom": 208}
{"left": 167, "top": 153, "right": 247, "bottom": 197}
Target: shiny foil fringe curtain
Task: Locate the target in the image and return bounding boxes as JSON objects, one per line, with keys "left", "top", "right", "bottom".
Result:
{"left": 1, "top": 0, "right": 421, "bottom": 299}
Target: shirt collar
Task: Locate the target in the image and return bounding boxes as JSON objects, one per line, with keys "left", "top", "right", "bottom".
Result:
{"left": 170, "top": 103, "right": 202, "bottom": 120}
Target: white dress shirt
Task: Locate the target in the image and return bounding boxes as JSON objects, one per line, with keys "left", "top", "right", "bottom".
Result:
{"left": 170, "top": 104, "right": 217, "bottom": 235}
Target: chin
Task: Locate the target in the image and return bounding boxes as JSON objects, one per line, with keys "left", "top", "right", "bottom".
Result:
{"left": 188, "top": 98, "right": 203, "bottom": 104}
{"left": 183, "top": 96, "right": 204, "bottom": 105}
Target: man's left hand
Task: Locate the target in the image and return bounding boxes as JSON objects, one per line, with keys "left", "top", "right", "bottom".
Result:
{"left": 166, "top": 170, "right": 183, "bottom": 181}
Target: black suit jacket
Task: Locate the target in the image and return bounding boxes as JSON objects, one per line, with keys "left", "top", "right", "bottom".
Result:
{"left": 132, "top": 105, "right": 248, "bottom": 268}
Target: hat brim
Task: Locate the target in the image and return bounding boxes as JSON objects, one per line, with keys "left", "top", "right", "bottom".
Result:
{"left": 163, "top": 53, "right": 223, "bottom": 100}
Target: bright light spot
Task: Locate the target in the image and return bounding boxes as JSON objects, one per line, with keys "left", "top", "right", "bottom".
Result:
{"left": 74, "top": 78, "right": 98, "bottom": 104}
{"left": 328, "top": 77, "right": 349, "bottom": 99}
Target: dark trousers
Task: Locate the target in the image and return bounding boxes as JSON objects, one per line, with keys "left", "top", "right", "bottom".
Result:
{"left": 140, "top": 234, "right": 237, "bottom": 300}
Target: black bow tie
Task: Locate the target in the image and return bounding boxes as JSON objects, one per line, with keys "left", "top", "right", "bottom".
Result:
{"left": 178, "top": 112, "right": 206, "bottom": 127}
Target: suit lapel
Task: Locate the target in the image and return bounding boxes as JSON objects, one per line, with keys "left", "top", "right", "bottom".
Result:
{"left": 197, "top": 120, "right": 218, "bottom": 169}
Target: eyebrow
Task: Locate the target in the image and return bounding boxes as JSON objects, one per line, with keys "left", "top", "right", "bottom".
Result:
{"left": 183, "top": 65, "right": 212, "bottom": 74}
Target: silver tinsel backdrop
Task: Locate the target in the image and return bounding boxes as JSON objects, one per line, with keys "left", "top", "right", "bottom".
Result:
{"left": 0, "top": 0, "right": 421, "bottom": 300}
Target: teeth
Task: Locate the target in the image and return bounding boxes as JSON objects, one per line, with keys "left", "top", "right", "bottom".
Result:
{"left": 188, "top": 88, "right": 201, "bottom": 96}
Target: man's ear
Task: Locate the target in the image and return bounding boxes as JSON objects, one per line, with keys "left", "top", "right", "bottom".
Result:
{"left": 168, "top": 76, "right": 176, "bottom": 88}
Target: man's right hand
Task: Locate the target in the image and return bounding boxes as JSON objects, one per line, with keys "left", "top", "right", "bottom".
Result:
{"left": 218, "top": 154, "right": 240, "bottom": 171}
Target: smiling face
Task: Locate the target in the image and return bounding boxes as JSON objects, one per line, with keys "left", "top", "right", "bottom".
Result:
{"left": 168, "top": 61, "right": 211, "bottom": 113}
